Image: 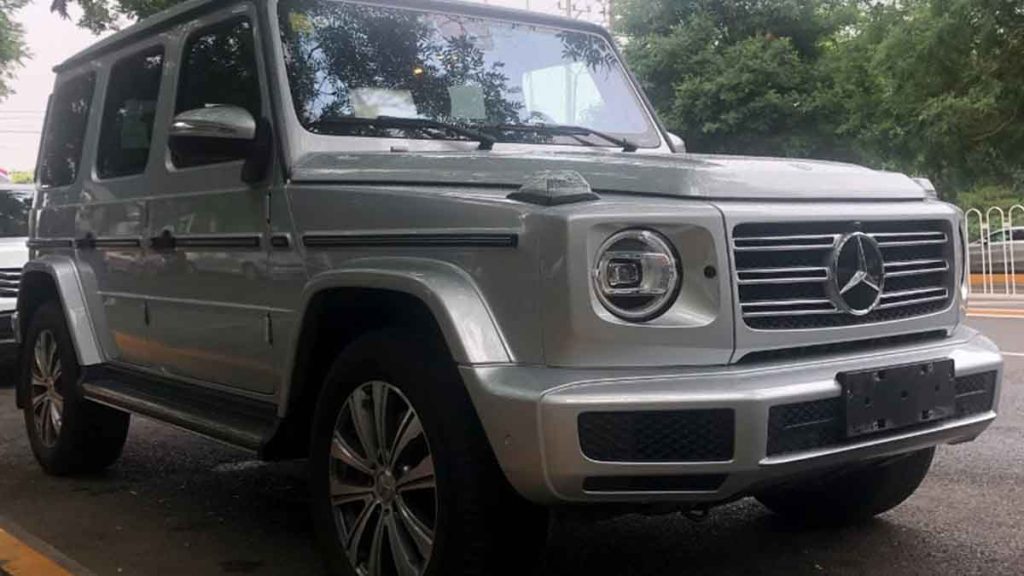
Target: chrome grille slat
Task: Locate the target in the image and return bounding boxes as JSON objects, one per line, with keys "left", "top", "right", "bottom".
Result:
{"left": 0, "top": 267, "right": 21, "bottom": 299}
{"left": 733, "top": 221, "right": 954, "bottom": 330}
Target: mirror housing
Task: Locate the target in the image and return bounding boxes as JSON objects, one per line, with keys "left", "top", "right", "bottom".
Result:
{"left": 667, "top": 132, "right": 686, "bottom": 153}
{"left": 170, "top": 105, "right": 256, "bottom": 141}
{"left": 169, "top": 105, "right": 271, "bottom": 183}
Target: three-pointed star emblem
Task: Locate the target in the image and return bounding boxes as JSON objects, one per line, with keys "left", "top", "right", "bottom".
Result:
{"left": 829, "top": 232, "right": 886, "bottom": 315}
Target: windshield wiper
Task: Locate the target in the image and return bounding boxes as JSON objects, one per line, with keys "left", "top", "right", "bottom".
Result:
{"left": 311, "top": 116, "right": 496, "bottom": 150}
{"left": 488, "top": 123, "right": 638, "bottom": 152}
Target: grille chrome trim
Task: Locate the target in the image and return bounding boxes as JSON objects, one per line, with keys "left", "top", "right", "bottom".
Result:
{"left": 0, "top": 268, "right": 21, "bottom": 299}
{"left": 733, "top": 220, "right": 955, "bottom": 330}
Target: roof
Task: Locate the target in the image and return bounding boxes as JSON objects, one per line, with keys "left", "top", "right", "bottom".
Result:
{"left": 55, "top": 0, "right": 608, "bottom": 73}
{"left": 0, "top": 183, "right": 36, "bottom": 195}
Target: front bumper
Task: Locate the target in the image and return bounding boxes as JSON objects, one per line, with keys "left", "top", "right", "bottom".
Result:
{"left": 462, "top": 326, "right": 1002, "bottom": 504}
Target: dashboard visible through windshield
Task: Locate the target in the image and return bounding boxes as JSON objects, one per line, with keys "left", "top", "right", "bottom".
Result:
{"left": 277, "top": 0, "right": 661, "bottom": 149}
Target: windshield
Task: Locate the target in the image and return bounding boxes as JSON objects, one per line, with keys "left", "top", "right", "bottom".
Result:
{"left": 0, "top": 190, "right": 31, "bottom": 238}
{"left": 277, "top": 0, "right": 661, "bottom": 148}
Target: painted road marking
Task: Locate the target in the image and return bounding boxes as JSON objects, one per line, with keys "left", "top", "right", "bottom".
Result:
{"left": 0, "top": 522, "right": 83, "bottom": 576}
{"left": 1002, "top": 352, "right": 1024, "bottom": 358}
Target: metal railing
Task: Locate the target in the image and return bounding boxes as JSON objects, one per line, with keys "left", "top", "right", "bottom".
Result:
{"left": 965, "top": 204, "right": 1024, "bottom": 296}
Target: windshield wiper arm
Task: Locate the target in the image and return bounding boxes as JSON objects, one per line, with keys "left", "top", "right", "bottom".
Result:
{"left": 312, "top": 116, "right": 496, "bottom": 150}
{"left": 490, "top": 123, "right": 638, "bottom": 152}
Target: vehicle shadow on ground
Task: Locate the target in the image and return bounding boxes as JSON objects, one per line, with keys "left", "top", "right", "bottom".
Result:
{"left": 543, "top": 507, "right": 921, "bottom": 575}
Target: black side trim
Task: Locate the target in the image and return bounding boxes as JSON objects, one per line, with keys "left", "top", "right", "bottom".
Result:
{"left": 149, "top": 233, "right": 262, "bottom": 250}
{"left": 583, "top": 474, "right": 727, "bottom": 493}
{"left": 81, "top": 364, "right": 278, "bottom": 450}
{"left": 27, "top": 238, "right": 74, "bottom": 249}
{"left": 175, "top": 234, "right": 263, "bottom": 249}
{"left": 270, "top": 234, "right": 291, "bottom": 249}
{"left": 76, "top": 235, "right": 143, "bottom": 250}
{"left": 303, "top": 233, "right": 518, "bottom": 249}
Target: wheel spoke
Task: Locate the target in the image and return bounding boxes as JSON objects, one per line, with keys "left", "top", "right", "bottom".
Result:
{"left": 385, "top": 513, "right": 421, "bottom": 576}
{"left": 31, "top": 392, "right": 46, "bottom": 411}
{"left": 349, "top": 389, "right": 379, "bottom": 465}
{"left": 51, "top": 362, "right": 63, "bottom": 387}
{"left": 49, "top": 401, "right": 63, "bottom": 436}
{"left": 332, "top": 431, "right": 374, "bottom": 476}
{"left": 33, "top": 335, "right": 47, "bottom": 379}
{"left": 330, "top": 478, "right": 375, "bottom": 507}
{"left": 372, "top": 382, "right": 390, "bottom": 464}
{"left": 366, "top": 510, "right": 386, "bottom": 576}
{"left": 345, "top": 500, "right": 379, "bottom": 559}
{"left": 394, "top": 495, "right": 434, "bottom": 560}
{"left": 389, "top": 408, "right": 422, "bottom": 467}
{"left": 397, "top": 455, "right": 435, "bottom": 493}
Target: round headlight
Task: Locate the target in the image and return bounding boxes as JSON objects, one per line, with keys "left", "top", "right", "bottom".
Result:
{"left": 593, "top": 229, "right": 681, "bottom": 321}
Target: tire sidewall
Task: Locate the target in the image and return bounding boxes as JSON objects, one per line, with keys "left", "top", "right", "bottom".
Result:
{"left": 21, "top": 302, "right": 85, "bottom": 472}
{"left": 310, "top": 330, "right": 462, "bottom": 576}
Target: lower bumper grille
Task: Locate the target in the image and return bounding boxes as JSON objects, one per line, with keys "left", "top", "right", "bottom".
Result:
{"left": 578, "top": 409, "right": 734, "bottom": 462}
{"left": 766, "top": 371, "right": 997, "bottom": 456}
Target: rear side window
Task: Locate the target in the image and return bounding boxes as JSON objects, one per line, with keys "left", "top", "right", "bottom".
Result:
{"left": 173, "top": 18, "right": 261, "bottom": 168}
{"left": 97, "top": 48, "right": 165, "bottom": 179}
{"left": 38, "top": 72, "right": 96, "bottom": 187}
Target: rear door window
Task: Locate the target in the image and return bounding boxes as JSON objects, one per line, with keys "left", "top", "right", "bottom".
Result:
{"left": 97, "top": 48, "right": 165, "bottom": 179}
{"left": 38, "top": 72, "right": 96, "bottom": 187}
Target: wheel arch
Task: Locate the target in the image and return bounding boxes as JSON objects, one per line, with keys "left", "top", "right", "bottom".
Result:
{"left": 16, "top": 257, "right": 112, "bottom": 407}
{"left": 261, "top": 257, "right": 512, "bottom": 460}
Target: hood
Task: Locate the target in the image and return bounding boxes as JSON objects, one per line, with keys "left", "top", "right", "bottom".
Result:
{"left": 291, "top": 150, "right": 927, "bottom": 201}
{"left": 0, "top": 237, "right": 28, "bottom": 270}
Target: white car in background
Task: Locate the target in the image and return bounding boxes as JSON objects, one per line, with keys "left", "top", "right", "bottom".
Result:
{"left": 0, "top": 183, "right": 32, "bottom": 352}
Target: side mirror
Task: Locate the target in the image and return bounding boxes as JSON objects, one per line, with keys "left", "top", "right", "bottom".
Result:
{"left": 667, "top": 132, "right": 686, "bottom": 153}
{"left": 170, "top": 105, "right": 256, "bottom": 141}
{"left": 169, "top": 105, "right": 271, "bottom": 183}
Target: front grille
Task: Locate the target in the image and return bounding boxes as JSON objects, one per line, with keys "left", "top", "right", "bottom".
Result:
{"left": 0, "top": 267, "right": 20, "bottom": 298}
{"left": 578, "top": 409, "right": 734, "bottom": 462}
{"left": 733, "top": 221, "right": 955, "bottom": 330}
{"left": 766, "top": 371, "right": 997, "bottom": 456}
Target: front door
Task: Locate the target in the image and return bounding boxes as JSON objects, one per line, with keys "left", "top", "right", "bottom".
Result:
{"left": 144, "top": 6, "right": 276, "bottom": 395}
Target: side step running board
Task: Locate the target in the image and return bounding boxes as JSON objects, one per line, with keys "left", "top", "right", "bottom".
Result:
{"left": 80, "top": 365, "right": 278, "bottom": 451}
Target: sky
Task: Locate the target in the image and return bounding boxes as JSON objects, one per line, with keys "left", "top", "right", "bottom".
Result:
{"left": 0, "top": 0, "right": 609, "bottom": 172}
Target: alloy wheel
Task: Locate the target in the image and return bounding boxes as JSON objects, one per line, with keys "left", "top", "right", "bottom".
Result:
{"left": 330, "top": 380, "right": 437, "bottom": 576}
{"left": 30, "top": 329, "right": 64, "bottom": 448}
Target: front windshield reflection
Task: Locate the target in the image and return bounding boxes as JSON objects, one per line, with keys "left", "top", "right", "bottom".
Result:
{"left": 277, "top": 0, "right": 659, "bottom": 148}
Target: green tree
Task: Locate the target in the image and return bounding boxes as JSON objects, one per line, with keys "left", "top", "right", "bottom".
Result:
{"left": 0, "top": 0, "right": 28, "bottom": 100}
{"left": 49, "top": 0, "right": 183, "bottom": 33}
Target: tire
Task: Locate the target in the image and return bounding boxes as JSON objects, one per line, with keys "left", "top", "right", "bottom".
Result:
{"left": 756, "top": 447, "right": 935, "bottom": 526}
{"left": 309, "top": 329, "right": 548, "bottom": 576}
{"left": 20, "top": 302, "right": 131, "bottom": 475}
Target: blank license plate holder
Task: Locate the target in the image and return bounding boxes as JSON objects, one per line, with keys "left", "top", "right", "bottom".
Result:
{"left": 839, "top": 359, "right": 956, "bottom": 438}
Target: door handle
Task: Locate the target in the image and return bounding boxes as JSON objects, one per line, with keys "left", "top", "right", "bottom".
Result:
{"left": 150, "top": 230, "right": 177, "bottom": 251}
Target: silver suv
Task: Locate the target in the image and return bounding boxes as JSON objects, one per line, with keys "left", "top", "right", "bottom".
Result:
{"left": 15, "top": 0, "right": 1002, "bottom": 574}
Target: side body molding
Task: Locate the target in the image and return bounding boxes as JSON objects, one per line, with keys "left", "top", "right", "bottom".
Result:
{"left": 20, "top": 256, "right": 112, "bottom": 367}
{"left": 281, "top": 257, "right": 512, "bottom": 410}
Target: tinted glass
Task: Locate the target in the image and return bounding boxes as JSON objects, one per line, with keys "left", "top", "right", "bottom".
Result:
{"left": 1013, "top": 229, "right": 1024, "bottom": 241}
{"left": 277, "top": 0, "right": 659, "bottom": 148}
{"left": 38, "top": 72, "right": 96, "bottom": 187}
{"left": 0, "top": 190, "right": 32, "bottom": 238}
{"left": 177, "top": 19, "right": 261, "bottom": 119}
{"left": 97, "top": 49, "right": 164, "bottom": 179}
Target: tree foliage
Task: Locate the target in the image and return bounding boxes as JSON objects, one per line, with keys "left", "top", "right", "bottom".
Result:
{"left": 618, "top": 0, "right": 1024, "bottom": 200}
{"left": 49, "top": 0, "right": 182, "bottom": 33}
{"left": 0, "top": 0, "right": 29, "bottom": 100}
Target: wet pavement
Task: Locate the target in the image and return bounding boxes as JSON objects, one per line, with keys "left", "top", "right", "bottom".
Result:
{"left": 0, "top": 316, "right": 1021, "bottom": 575}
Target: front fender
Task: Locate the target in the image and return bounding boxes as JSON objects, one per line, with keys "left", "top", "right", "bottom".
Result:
{"left": 295, "top": 257, "right": 513, "bottom": 366}
{"left": 20, "top": 256, "right": 111, "bottom": 367}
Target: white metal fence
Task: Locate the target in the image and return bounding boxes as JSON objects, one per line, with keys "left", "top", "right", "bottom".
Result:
{"left": 965, "top": 205, "right": 1024, "bottom": 296}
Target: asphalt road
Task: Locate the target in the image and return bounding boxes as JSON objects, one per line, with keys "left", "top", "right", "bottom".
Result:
{"left": 0, "top": 316, "right": 1021, "bottom": 575}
